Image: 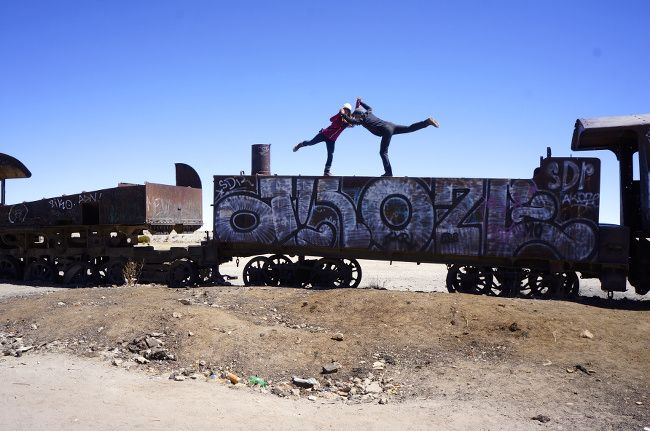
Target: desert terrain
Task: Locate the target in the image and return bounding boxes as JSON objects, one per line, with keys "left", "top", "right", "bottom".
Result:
{"left": 1, "top": 246, "right": 649, "bottom": 430}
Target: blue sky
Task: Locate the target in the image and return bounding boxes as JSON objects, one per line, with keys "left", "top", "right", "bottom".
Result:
{"left": 1, "top": 0, "right": 649, "bottom": 224}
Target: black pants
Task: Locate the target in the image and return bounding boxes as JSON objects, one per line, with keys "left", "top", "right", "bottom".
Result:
{"left": 378, "top": 120, "right": 430, "bottom": 175}
{"left": 301, "top": 132, "right": 335, "bottom": 172}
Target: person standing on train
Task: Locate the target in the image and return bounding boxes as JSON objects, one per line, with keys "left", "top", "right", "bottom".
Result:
{"left": 343, "top": 97, "right": 440, "bottom": 176}
{"left": 293, "top": 103, "right": 354, "bottom": 176}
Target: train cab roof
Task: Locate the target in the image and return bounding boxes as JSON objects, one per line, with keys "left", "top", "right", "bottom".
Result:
{"left": 571, "top": 114, "right": 650, "bottom": 152}
{"left": 0, "top": 153, "right": 31, "bottom": 180}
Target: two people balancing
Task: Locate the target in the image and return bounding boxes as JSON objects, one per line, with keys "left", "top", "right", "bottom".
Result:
{"left": 294, "top": 98, "right": 439, "bottom": 177}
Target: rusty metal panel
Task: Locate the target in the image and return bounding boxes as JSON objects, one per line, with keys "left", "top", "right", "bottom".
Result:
{"left": 0, "top": 185, "right": 147, "bottom": 228}
{"left": 145, "top": 182, "right": 202, "bottom": 229}
{"left": 212, "top": 156, "right": 601, "bottom": 263}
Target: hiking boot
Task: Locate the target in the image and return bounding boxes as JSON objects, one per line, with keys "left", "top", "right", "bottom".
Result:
{"left": 427, "top": 117, "right": 440, "bottom": 128}
{"left": 293, "top": 143, "right": 303, "bottom": 152}
{"left": 381, "top": 172, "right": 393, "bottom": 177}
{"left": 323, "top": 170, "right": 332, "bottom": 177}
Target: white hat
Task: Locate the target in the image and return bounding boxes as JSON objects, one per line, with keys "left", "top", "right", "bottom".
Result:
{"left": 342, "top": 103, "right": 352, "bottom": 111}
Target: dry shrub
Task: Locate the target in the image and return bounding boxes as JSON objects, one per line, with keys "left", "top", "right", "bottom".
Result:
{"left": 122, "top": 260, "right": 143, "bottom": 286}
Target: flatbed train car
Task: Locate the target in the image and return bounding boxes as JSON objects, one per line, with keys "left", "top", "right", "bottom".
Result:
{"left": 1, "top": 114, "right": 649, "bottom": 298}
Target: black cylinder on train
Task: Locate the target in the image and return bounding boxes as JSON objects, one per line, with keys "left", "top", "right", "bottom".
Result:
{"left": 251, "top": 144, "right": 271, "bottom": 175}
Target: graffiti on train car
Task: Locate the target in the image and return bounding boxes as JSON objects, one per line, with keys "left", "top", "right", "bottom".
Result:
{"left": 214, "top": 158, "right": 600, "bottom": 261}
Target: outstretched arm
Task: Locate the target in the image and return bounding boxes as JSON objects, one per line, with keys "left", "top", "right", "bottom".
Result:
{"left": 341, "top": 113, "right": 362, "bottom": 125}
{"left": 358, "top": 100, "right": 372, "bottom": 112}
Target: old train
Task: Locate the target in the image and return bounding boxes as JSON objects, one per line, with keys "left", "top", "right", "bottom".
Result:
{"left": 1, "top": 114, "right": 649, "bottom": 298}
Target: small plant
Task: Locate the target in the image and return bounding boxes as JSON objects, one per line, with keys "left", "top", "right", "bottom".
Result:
{"left": 366, "top": 277, "right": 387, "bottom": 290}
{"left": 137, "top": 235, "right": 151, "bottom": 244}
{"left": 122, "top": 260, "right": 143, "bottom": 286}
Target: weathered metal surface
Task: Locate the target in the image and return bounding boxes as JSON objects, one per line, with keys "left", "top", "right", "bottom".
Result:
{"left": 212, "top": 156, "right": 601, "bottom": 265}
{"left": 0, "top": 153, "right": 31, "bottom": 180}
{"left": 251, "top": 144, "right": 271, "bottom": 175}
{"left": 0, "top": 186, "right": 146, "bottom": 228}
{"left": 145, "top": 182, "right": 202, "bottom": 230}
{"left": 571, "top": 114, "right": 650, "bottom": 151}
{"left": 0, "top": 182, "right": 202, "bottom": 232}
{"left": 175, "top": 163, "right": 202, "bottom": 189}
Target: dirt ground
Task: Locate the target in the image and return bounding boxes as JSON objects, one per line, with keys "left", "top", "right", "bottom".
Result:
{"left": 1, "top": 258, "right": 649, "bottom": 430}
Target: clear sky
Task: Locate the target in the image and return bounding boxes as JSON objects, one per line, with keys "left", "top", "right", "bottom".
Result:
{"left": 1, "top": 0, "right": 649, "bottom": 225}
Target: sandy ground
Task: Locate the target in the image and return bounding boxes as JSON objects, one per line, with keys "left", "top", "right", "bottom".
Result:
{"left": 1, "top": 353, "right": 549, "bottom": 431}
{"left": 1, "top": 250, "right": 649, "bottom": 430}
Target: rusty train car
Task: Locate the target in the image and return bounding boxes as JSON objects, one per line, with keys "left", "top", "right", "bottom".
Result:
{"left": 0, "top": 157, "right": 212, "bottom": 287}
{"left": 212, "top": 114, "right": 649, "bottom": 298}
{"left": 1, "top": 114, "right": 649, "bottom": 298}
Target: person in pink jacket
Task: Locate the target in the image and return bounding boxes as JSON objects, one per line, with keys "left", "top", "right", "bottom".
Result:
{"left": 293, "top": 103, "right": 354, "bottom": 176}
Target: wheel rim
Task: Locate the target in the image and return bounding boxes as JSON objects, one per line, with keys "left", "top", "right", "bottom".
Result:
{"left": 0, "top": 256, "right": 21, "bottom": 280}
{"left": 446, "top": 265, "right": 493, "bottom": 295}
{"left": 268, "top": 254, "right": 294, "bottom": 286}
{"left": 243, "top": 256, "right": 274, "bottom": 286}
{"left": 63, "top": 262, "right": 93, "bottom": 287}
{"left": 24, "top": 258, "right": 55, "bottom": 283}
{"left": 338, "top": 258, "right": 362, "bottom": 288}
{"left": 310, "top": 258, "right": 346, "bottom": 289}
{"left": 169, "top": 259, "right": 198, "bottom": 288}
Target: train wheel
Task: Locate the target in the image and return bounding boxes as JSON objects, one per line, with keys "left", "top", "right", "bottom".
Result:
{"left": 0, "top": 256, "right": 22, "bottom": 280}
{"left": 242, "top": 256, "right": 274, "bottom": 286}
{"left": 338, "top": 258, "right": 362, "bottom": 288}
{"left": 24, "top": 258, "right": 56, "bottom": 284}
{"left": 446, "top": 265, "right": 493, "bottom": 295}
{"left": 528, "top": 271, "right": 579, "bottom": 299}
{"left": 311, "top": 258, "right": 346, "bottom": 289}
{"left": 268, "top": 254, "right": 294, "bottom": 286}
{"left": 562, "top": 272, "right": 580, "bottom": 299}
{"left": 491, "top": 268, "right": 527, "bottom": 297}
{"left": 97, "top": 259, "right": 127, "bottom": 286}
{"left": 63, "top": 262, "right": 94, "bottom": 287}
{"left": 168, "top": 258, "right": 198, "bottom": 288}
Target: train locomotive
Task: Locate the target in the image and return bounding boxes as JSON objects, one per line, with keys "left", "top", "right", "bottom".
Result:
{"left": 1, "top": 114, "right": 649, "bottom": 298}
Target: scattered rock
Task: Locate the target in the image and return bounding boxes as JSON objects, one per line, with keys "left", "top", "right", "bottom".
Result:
{"left": 134, "top": 356, "right": 149, "bottom": 364}
{"left": 145, "top": 337, "right": 162, "bottom": 348}
{"left": 172, "top": 312, "right": 183, "bottom": 318}
{"left": 307, "top": 395, "right": 317, "bottom": 401}
{"left": 57, "top": 302, "right": 66, "bottom": 307}
{"left": 580, "top": 330, "right": 594, "bottom": 339}
{"left": 188, "top": 331, "right": 194, "bottom": 337}
{"left": 508, "top": 322, "right": 520, "bottom": 332}
{"left": 290, "top": 388, "right": 300, "bottom": 396}
{"left": 322, "top": 362, "right": 340, "bottom": 374}
{"left": 112, "top": 358, "right": 123, "bottom": 366}
{"left": 531, "top": 415, "right": 551, "bottom": 423}
{"left": 575, "top": 364, "right": 594, "bottom": 375}
{"left": 292, "top": 376, "right": 318, "bottom": 388}
{"left": 365, "top": 382, "right": 383, "bottom": 394}
{"left": 225, "top": 372, "right": 240, "bottom": 385}
{"left": 173, "top": 374, "right": 186, "bottom": 381}
{"left": 379, "top": 397, "right": 388, "bottom": 404}
{"left": 331, "top": 333, "right": 344, "bottom": 341}
{"left": 30, "top": 324, "right": 38, "bottom": 330}
{"left": 635, "top": 401, "right": 643, "bottom": 405}
{"left": 372, "top": 361, "right": 385, "bottom": 370}
{"left": 178, "top": 298, "right": 193, "bottom": 305}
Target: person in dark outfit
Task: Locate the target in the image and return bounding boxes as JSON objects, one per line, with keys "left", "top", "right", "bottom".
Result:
{"left": 293, "top": 103, "right": 353, "bottom": 176}
{"left": 344, "top": 98, "right": 440, "bottom": 176}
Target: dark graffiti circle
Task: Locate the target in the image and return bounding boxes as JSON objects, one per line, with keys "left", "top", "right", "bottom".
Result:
{"left": 231, "top": 210, "right": 259, "bottom": 233}
{"left": 214, "top": 195, "right": 275, "bottom": 243}
{"left": 380, "top": 194, "right": 412, "bottom": 230}
{"left": 360, "top": 178, "right": 434, "bottom": 251}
